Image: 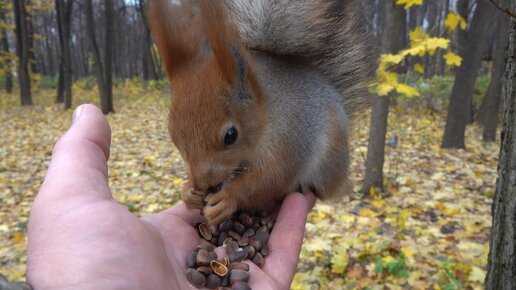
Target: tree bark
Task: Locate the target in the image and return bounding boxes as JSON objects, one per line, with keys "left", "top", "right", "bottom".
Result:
{"left": 1, "top": 7, "right": 12, "bottom": 93}
{"left": 85, "top": 0, "right": 114, "bottom": 114}
{"left": 441, "top": 0, "right": 495, "bottom": 148}
{"left": 485, "top": 4, "right": 516, "bottom": 288}
{"left": 478, "top": 9, "right": 511, "bottom": 142}
{"left": 55, "top": 0, "right": 74, "bottom": 109}
{"left": 14, "top": 0, "right": 32, "bottom": 105}
{"left": 103, "top": 0, "right": 114, "bottom": 113}
{"left": 362, "top": 0, "right": 405, "bottom": 195}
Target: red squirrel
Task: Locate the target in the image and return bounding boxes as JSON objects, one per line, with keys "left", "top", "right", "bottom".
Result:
{"left": 148, "top": 0, "right": 375, "bottom": 225}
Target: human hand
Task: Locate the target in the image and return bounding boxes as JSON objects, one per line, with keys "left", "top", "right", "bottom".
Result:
{"left": 26, "top": 104, "right": 315, "bottom": 290}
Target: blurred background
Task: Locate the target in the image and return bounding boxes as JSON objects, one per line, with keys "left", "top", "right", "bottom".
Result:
{"left": 0, "top": 0, "right": 513, "bottom": 289}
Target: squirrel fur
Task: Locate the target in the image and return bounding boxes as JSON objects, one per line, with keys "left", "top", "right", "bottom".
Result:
{"left": 148, "top": 0, "right": 376, "bottom": 224}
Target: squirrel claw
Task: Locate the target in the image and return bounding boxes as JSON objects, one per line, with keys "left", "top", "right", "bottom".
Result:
{"left": 203, "top": 193, "right": 237, "bottom": 225}
{"left": 183, "top": 183, "right": 205, "bottom": 210}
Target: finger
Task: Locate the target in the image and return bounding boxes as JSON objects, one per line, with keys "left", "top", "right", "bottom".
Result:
{"left": 39, "top": 104, "right": 112, "bottom": 201}
{"left": 261, "top": 192, "right": 315, "bottom": 289}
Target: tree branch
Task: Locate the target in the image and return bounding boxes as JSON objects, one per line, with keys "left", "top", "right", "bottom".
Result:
{"left": 488, "top": 0, "right": 516, "bottom": 18}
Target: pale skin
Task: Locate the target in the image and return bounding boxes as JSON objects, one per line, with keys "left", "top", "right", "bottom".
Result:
{"left": 26, "top": 104, "right": 315, "bottom": 290}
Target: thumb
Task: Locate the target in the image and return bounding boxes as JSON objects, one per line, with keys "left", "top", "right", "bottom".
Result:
{"left": 38, "top": 104, "right": 112, "bottom": 202}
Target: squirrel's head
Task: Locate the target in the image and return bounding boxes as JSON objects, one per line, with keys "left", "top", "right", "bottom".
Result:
{"left": 149, "top": 0, "right": 266, "bottom": 193}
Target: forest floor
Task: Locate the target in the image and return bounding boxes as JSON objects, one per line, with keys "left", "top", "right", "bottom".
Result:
{"left": 0, "top": 81, "right": 499, "bottom": 289}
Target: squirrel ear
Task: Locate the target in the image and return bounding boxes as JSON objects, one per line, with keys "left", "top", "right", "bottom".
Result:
{"left": 148, "top": 0, "right": 201, "bottom": 79}
{"left": 199, "top": 0, "right": 244, "bottom": 84}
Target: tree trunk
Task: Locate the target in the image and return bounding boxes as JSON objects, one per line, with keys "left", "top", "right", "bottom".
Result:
{"left": 441, "top": 0, "right": 495, "bottom": 148}
{"left": 14, "top": 0, "right": 32, "bottom": 106}
{"left": 485, "top": 5, "right": 516, "bottom": 288}
{"left": 85, "top": 0, "right": 112, "bottom": 114}
{"left": 362, "top": 0, "right": 405, "bottom": 195}
{"left": 103, "top": 0, "right": 114, "bottom": 114}
{"left": 1, "top": 8, "right": 12, "bottom": 93}
{"left": 478, "top": 10, "right": 511, "bottom": 142}
{"left": 56, "top": 0, "right": 74, "bottom": 109}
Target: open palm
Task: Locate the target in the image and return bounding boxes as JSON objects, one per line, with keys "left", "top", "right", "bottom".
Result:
{"left": 26, "top": 105, "right": 314, "bottom": 290}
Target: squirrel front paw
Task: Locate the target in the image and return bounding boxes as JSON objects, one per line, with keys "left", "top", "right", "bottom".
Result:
{"left": 203, "top": 191, "right": 238, "bottom": 225}
{"left": 182, "top": 182, "right": 205, "bottom": 210}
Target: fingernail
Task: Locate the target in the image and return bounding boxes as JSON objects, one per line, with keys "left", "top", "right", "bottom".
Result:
{"left": 72, "top": 105, "right": 84, "bottom": 125}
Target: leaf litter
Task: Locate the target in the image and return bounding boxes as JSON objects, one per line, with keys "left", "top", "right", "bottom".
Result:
{"left": 0, "top": 81, "right": 498, "bottom": 289}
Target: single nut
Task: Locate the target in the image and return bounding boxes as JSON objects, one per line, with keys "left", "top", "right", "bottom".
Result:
{"left": 252, "top": 252, "right": 264, "bottom": 267}
{"left": 197, "top": 266, "right": 214, "bottom": 276}
{"left": 232, "top": 281, "right": 252, "bottom": 290}
{"left": 238, "top": 236, "right": 250, "bottom": 247}
{"left": 242, "top": 229, "right": 255, "bottom": 238}
{"left": 225, "top": 240, "right": 239, "bottom": 254}
{"left": 230, "top": 269, "right": 250, "bottom": 284}
{"left": 254, "top": 232, "right": 270, "bottom": 244}
{"left": 230, "top": 262, "right": 250, "bottom": 271}
{"left": 243, "top": 245, "right": 256, "bottom": 259}
{"left": 249, "top": 238, "right": 262, "bottom": 251}
{"left": 228, "top": 230, "right": 242, "bottom": 241}
{"left": 196, "top": 249, "right": 211, "bottom": 266}
{"left": 187, "top": 268, "right": 206, "bottom": 288}
{"left": 260, "top": 245, "right": 270, "bottom": 257}
{"left": 256, "top": 225, "right": 269, "bottom": 234}
{"left": 205, "top": 273, "right": 222, "bottom": 289}
{"left": 198, "top": 223, "right": 213, "bottom": 240}
{"left": 217, "top": 232, "right": 228, "bottom": 247}
{"left": 221, "top": 274, "right": 230, "bottom": 286}
{"left": 186, "top": 252, "right": 197, "bottom": 268}
{"left": 219, "top": 220, "right": 234, "bottom": 232}
{"left": 210, "top": 260, "right": 229, "bottom": 277}
{"left": 229, "top": 249, "right": 248, "bottom": 263}
{"left": 233, "top": 222, "right": 246, "bottom": 235}
{"left": 196, "top": 239, "right": 215, "bottom": 252}
{"left": 239, "top": 214, "right": 253, "bottom": 227}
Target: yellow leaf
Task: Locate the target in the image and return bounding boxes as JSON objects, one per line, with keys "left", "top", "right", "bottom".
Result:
{"left": 377, "top": 83, "right": 395, "bottom": 96}
{"left": 414, "top": 63, "right": 424, "bottom": 74}
{"left": 172, "top": 177, "right": 184, "bottom": 186}
{"left": 369, "top": 185, "right": 377, "bottom": 198}
{"left": 380, "top": 53, "right": 405, "bottom": 66}
{"left": 409, "top": 27, "right": 428, "bottom": 47}
{"left": 424, "top": 38, "right": 450, "bottom": 54}
{"left": 11, "top": 232, "right": 25, "bottom": 244}
{"left": 396, "top": 0, "right": 423, "bottom": 9}
{"left": 358, "top": 207, "right": 377, "bottom": 217}
{"left": 444, "top": 13, "right": 467, "bottom": 32}
{"left": 443, "top": 51, "right": 463, "bottom": 67}
{"left": 331, "top": 245, "right": 350, "bottom": 274}
{"left": 468, "top": 266, "right": 485, "bottom": 283}
{"left": 395, "top": 83, "right": 420, "bottom": 98}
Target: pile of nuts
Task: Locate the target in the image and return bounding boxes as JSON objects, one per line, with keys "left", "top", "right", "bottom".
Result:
{"left": 186, "top": 211, "right": 275, "bottom": 289}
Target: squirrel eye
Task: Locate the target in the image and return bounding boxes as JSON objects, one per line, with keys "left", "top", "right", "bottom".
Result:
{"left": 224, "top": 127, "right": 238, "bottom": 147}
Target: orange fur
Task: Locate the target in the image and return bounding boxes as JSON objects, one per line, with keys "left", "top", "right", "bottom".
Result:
{"left": 148, "top": 0, "right": 373, "bottom": 225}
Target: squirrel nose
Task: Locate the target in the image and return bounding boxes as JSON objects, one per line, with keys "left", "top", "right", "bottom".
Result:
{"left": 207, "top": 182, "right": 223, "bottom": 194}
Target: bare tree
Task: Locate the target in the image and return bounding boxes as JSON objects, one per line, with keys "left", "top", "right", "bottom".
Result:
{"left": 441, "top": 0, "right": 496, "bottom": 148}
{"left": 478, "top": 4, "right": 511, "bottom": 142}
{"left": 55, "top": 0, "right": 74, "bottom": 108}
{"left": 85, "top": 0, "right": 114, "bottom": 114}
{"left": 362, "top": 0, "right": 406, "bottom": 194}
{"left": 1, "top": 3, "right": 12, "bottom": 93}
{"left": 485, "top": 2, "right": 516, "bottom": 287}
{"left": 13, "top": 0, "right": 32, "bottom": 105}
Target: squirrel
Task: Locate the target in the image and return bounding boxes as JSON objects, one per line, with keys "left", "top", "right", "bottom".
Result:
{"left": 148, "top": 0, "right": 376, "bottom": 225}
